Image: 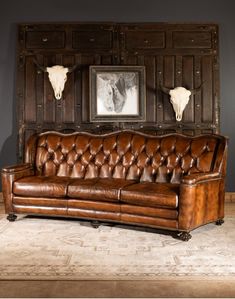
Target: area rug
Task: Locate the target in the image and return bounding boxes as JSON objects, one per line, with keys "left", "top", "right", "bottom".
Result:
{"left": 0, "top": 214, "right": 234, "bottom": 280}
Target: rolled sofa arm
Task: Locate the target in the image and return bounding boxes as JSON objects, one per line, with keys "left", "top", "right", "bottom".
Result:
{"left": 179, "top": 171, "right": 225, "bottom": 231}
{"left": 1, "top": 163, "right": 34, "bottom": 213}
{"left": 181, "top": 171, "right": 221, "bottom": 185}
{"left": 2, "top": 163, "right": 33, "bottom": 174}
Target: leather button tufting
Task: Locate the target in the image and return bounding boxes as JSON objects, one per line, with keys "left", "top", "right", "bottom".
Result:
{"left": 34, "top": 133, "right": 221, "bottom": 184}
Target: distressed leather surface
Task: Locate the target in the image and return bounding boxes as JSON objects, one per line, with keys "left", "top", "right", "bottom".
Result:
{"left": 13, "top": 176, "right": 71, "bottom": 198}
{"left": 120, "top": 182, "right": 179, "bottom": 208}
{"left": 68, "top": 178, "right": 136, "bottom": 202}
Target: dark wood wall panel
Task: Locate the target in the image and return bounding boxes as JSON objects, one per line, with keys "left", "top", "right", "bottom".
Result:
{"left": 173, "top": 31, "right": 212, "bottom": 49}
{"left": 74, "top": 53, "right": 82, "bottom": 129}
{"left": 123, "top": 55, "right": 138, "bottom": 65}
{"left": 182, "top": 56, "right": 194, "bottom": 122}
{"left": 35, "top": 55, "right": 44, "bottom": 127}
{"left": 25, "top": 56, "right": 36, "bottom": 122}
{"left": 62, "top": 55, "right": 76, "bottom": 123}
{"left": 156, "top": 55, "right": 164, "bottom": 124}
{"left": 43, "top": 55, "right": 55, "bottom": 123}
{"left": 43, "top": 75, "right": 55, "bottom": 123}
{"left": 81, "top": 55, "right": 96, "bottom": 123}
{"left": 194, "top": 55, "right": 202, "bottom": 125}
{"left": 145, "top": 56, "right": 156, "bottom": 122}
{"left": 101, "top": 55, "right": 113, "bottom": 65}
{"left": 163, "top": 55, "right": 175, "bottom": 122}
{"left": 175, "top": 56, "right": 182, "bottom": 87}
{"left": 16, "top": 22, "right": 219, "bottom": 161}
{"left": 202, "top": 55, "right": 213, "bottom": 122}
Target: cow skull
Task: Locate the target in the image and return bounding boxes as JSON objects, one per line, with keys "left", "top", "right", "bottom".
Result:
{"left": 170, "top": 87, "right": 191, "bottom": 121}
{"left": 34, "top": 60, "right": 79, "bottom": 100}
{"left": 46, "top": 66, "right": 69, "bottom": 100}
{"left": 161, "top": 84, "right": 202, "bottom": 121}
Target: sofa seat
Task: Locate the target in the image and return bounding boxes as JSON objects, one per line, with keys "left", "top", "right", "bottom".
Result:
{"left": 120, "top": 182, "right": 179, "bottom": 209}
{"left": 13, "top": 176, "right": 179, "bottom": 208}
{"left": 67, "top": 178, "right": 136, "bottom": 202}
{"left": 13, "top": 176, "right": 71, "bottom": 198}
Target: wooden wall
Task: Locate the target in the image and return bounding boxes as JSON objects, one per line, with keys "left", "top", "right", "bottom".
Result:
{"left": 16, "top": 23, "right": 219, "bottom": 160}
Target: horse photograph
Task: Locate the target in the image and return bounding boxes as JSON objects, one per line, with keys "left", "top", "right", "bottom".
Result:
{"left": 96, "top": 71, "right": 139, "bottom": 115}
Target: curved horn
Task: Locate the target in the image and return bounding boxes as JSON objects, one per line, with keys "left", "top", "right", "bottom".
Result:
{"left": 160, "top": 85, "right": 171, "bottom": 94}
{"left": 67, "top": 64, "right": 80, "bottom": 73}
{"left": 33, "top": 59, "right": 47, "bottom": 72}
{"left": 190, "top": 81, "right": 205, "bottom": 95}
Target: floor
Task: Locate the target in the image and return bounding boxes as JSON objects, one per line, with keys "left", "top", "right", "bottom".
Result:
{"left": 0, "top": 200, "right": 235, "bottom": 298}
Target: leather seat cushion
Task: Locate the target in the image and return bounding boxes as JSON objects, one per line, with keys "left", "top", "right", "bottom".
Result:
{"left": 68, "top": 178, "right": 136, "bottom": 202}
{"left": 13, "top": 176, "right": 71, "bottom": 198}
{"left": 120, "top": 182, "right": 179, "bottom": 208}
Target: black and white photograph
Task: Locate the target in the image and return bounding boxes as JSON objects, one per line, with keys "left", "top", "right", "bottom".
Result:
{"left": 90, "top": 66, "right": 146, "bottom": 122}
{"left": 97, "top": 72, "right": 138, "bottom": 115}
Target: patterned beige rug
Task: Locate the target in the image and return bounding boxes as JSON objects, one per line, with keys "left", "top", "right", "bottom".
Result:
{"left": 0, "top": 214, "right": 234, "bottom": 280}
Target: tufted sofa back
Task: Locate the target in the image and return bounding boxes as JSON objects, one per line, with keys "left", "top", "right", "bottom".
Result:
{"left": 25, "top": 131, "right": 227, "bottom": 184}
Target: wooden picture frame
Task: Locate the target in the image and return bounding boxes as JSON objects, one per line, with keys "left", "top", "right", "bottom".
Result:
{"left": 89, "top": 65, "right": 146, "bottom": 122}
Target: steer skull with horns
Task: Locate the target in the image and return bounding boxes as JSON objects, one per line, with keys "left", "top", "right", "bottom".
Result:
{"left": 34, "top": 60, "right": 79, "bottom": 100}
{"left": 161, "top": 84, "right": 203, "bottom": 121}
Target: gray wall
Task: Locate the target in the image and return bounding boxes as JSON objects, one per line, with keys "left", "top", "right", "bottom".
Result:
{"left": 0, "top": 0, "right": 235, "bottom": 190}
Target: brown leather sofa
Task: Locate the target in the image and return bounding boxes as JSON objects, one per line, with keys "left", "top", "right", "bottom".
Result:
{"left": 1, "top": 130, "right": 228, "bottom": 241}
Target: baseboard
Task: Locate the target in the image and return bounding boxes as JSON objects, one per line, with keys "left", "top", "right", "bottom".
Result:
{"left": 225, "top": 192, "right": 235, "bottom": 202}
{"left": 0, "top": 192, "right": 235, "bottom": 203}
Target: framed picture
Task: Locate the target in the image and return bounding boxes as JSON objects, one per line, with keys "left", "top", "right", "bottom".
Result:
{"left": 89, "top": 65, "right": 146, "bottom": 122}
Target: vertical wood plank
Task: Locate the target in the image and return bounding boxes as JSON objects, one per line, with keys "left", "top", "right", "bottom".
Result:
{"left": 62, "top": 55, "right": 75, "bottom": 123}
{"left": 212, "top": 28, "right": 220, "bottom": 133}
{"left": 94, "top": 54, "right": 102, "bottom": 65}
{"left": 25, "top": 56, "right": 36, "bottom": 122}
{"left": 81, "top": 55, "right": 95, "bottom": 122}
{"left": 17, "top": 53, "right": 25, "bottom": 161}
{"left": 194, "top": 55, "right": 202, "bottom": 124}
{"left": 163, "top": 56, "right": 175, "bottom": 122}
{"left": 144, "top": 56, "right": 156, "bottom": 122}
{"left": 182, "top": 56, "right": 194, "bottom": 122}
{"left": 74, "top": 53, "right": 82, "bottom": 129}
{"left": 102, "top": 55, "right": 112, "bottom": 65}
{"left": 24, "top": 129, "right": 36, "bottom": 161}
{"left": 202, "top": 56, "right": 213, "bottom": 122}
{"left": 43, "top": 55, "right": 56, "bottom": 123}
{"left": 156, "top": 56, "right": 164, "bottom": 123}
{"left": 175, "top": 56, "right": 182, "bottom": 87}
{"left": 35, "top": 55, "right": 44, "bottom": 127}
{"left": 124, "top": 55, "right": 138, "bottom": 65}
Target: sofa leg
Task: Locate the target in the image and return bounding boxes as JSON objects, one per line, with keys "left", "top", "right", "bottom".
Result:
{"left": 91, "top": 220, "right": 100, "bottom": 229}
{"left": 216, "top": 219, "right": 224, "bottom": 225}
{"left": 7, "top": 214, "right": 17, "bottom": 222}
{"left": 178, "top": 231, "right": 192, "bottom": 241}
